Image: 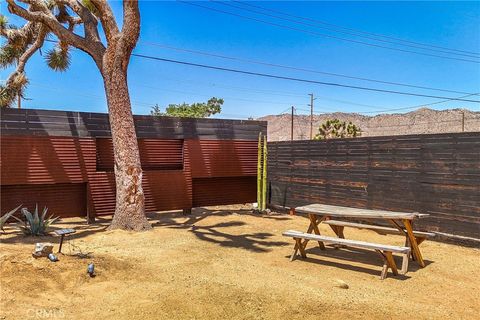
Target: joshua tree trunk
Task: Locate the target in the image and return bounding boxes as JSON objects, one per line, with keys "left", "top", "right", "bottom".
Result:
{"left": 103, "top": 66, "right": 150, "bottom": 231}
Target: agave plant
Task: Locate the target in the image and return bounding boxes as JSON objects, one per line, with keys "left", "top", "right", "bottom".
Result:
{"left": 0, "top": 205, "right": 21, "bottom": 232}
{"left": 16, "top": 205, "right": 58, "bottom": 236}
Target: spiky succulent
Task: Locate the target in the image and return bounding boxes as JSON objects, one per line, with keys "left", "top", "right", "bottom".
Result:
{"left": 0, "top": 205, "right": 21, "bottom": 232}
{"left": 16, "top": 205, "right": 59, "bottom": 236}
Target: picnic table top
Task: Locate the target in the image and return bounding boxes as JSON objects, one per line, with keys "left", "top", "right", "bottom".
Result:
{"left": 295, "top": 204, "right": 424, "bottom": 220}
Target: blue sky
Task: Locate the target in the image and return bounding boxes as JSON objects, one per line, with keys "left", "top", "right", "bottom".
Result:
{"left": 2, "top": 1, "right": 479, "bottom": 118}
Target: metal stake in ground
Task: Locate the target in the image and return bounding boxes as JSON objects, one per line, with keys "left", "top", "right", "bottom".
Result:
{"left": 54, "top": 228, "right": 76, "bottom": 254}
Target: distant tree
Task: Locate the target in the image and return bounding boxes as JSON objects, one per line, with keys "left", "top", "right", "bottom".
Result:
{"left": 314, "top": 119, "right": 361, "bottom": 139}
{"left": 151, "top": 97, "right": 223, "bottom": 118}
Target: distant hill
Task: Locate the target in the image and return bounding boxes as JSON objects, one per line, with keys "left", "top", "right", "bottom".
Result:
{"left": 258, "top": 108, "right": 480, "bottom": 141}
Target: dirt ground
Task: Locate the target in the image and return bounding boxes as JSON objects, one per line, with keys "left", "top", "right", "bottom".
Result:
{"left": 1, "top": 205, "right": 479, "bottom": 320}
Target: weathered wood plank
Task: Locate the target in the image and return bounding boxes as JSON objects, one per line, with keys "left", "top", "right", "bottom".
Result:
{"left": 283, "top": 230, "right": 411, "bottom": 253}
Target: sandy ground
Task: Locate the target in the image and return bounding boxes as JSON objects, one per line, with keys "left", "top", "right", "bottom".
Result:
{"left": 1, "top": 205, "right": 479, "bottom": 320}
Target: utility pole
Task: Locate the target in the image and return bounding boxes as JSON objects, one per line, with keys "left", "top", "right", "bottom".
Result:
{"left": 461, "top": 111, "right": 465, "bottom": 132}
{"left": 308, "top": 93, "right": 316, "bottom": 139}
{"left": 291, "top": 106, "right": 294, "bottom": 141}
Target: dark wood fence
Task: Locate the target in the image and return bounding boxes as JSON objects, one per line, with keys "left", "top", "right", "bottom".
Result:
{"left": 268, "top": 133, "right": 480, "bottom": 240}
{"left": 1, "top": 108, "right": 266, "bottom": 219}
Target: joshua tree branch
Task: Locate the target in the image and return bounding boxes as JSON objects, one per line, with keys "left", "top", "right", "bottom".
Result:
{"left": 56, "top": 0, "right": 102, "bottom": 44}
{"left": 90, "top": 0, "right": 120, "bottom": 43}
{"left": 6, "top": 0, "right": 105, "bottom": 64}
{"left": 14, "top": 25, "right": 47, "bottom": 74}
{"left": 115, "top": 0, "right": 140, "bottom": 63}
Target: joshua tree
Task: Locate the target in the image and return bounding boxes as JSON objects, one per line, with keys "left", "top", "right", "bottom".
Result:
{"left": 1, "top": 0, "right": 150, "bottom": 231}
{"left": 314, "top": 119, "right": 361, "bottom": 140}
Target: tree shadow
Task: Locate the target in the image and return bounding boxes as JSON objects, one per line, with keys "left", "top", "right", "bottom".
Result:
{"left": 190, "top": 221, "right": 288, "bottom": 253}
{"left": 149, "top": 207, "right": 290, "bottom": 252}
{"left": 149, "top": 207, "right": 290, "bottom": 229}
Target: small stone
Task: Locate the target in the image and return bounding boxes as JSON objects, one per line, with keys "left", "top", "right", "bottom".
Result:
{"left": 32, "top": 242, "right": 54, "bottom": 258}
{"left": 334, "top": 279, "right": 349, "bottom": 289}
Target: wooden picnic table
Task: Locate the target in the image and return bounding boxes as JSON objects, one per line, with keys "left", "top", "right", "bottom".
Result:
{"left": 294, "top": 204, "right": 428, "bottom": 268}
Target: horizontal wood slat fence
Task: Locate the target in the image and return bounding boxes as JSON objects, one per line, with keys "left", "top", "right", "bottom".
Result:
{"left": 1, "top": 108, "right": 266, "bottom": 219}
{"left": 267, "top": 133, "right": 480, "bottom": 241}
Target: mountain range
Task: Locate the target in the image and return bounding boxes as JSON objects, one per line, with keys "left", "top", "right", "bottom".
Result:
{"left": 258, "top": 108, "right": 480, "bottom": 141}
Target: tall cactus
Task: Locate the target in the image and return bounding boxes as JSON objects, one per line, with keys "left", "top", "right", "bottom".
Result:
{"left": 257, "top": 132, "right": 263, "bottom": 209}
{"left": 261, "top": 135, "right": 268, "bottom": 211}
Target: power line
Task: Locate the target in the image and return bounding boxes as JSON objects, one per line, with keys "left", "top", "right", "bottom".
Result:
{"left": 295, "top": 93, "right": 479, "bottom": 115}
{"left": 155, "top": 73, "right": 456, "bottom": 113}
{"left": 134, "top": 83, "right": 300, "bottom": 106}
{"left": 131, "top": 53, "right": 480, "bottom": 103}
{"left": 146, "top": 73, "right": 306, "bottom": 98}
{"left": 143, "top": 74, "right": 377, "bottom": 111}
{"left": 355, "top": 93, "right": 480, "bottom": 114}
{"left": 178, "top": 1, "right": 480, "bottom": 64}
{"left": 27, "top": 82, "right": 155, "bottom": 108}
{"left": 141, "top": 42, "right": 476, "bottom": 95}
{"left": 223, "top": 1, "right": 479, "bottom": 59}
{"left": 233, "top": 0, "right": 480, "bottom": 57}
{"left": 32, "top": 41, "right": 480, "bottom": 115}
{"left": 45, "top": 39, "right": 478, "bottom": 100}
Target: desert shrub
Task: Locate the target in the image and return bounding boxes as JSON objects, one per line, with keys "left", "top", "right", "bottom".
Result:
{"left": 16, "top": 205, "right": 58, "bottom": 236}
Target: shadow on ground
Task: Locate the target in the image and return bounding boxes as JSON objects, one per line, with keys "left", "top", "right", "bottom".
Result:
{"left": 150, "top": 207, "right": 290, "bottom": 252}
{"left": 1, "top": 207, "right": 290, "bottom": 254}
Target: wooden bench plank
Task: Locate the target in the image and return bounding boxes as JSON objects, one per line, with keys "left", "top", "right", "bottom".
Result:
{"left": 322, "top": 220, "right": 435, "bottom": 238}
{"left": 283, "top": 230, "right": 411, "bottom": 254}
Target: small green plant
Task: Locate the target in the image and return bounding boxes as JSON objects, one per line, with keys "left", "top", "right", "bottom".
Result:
{"left": 16, "top": 205, "right": 59, "bottom": 236}
{"left": 0, "top": 205, "right": 21, "bottom": 232}
{"left": 314, "top": 119, "right": 361, "bottom": 140}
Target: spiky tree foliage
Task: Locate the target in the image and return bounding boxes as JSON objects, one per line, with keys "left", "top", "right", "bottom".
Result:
{"left": 151, "top": 97, "right": 224, "bottom": 118}
{"left": 2, "top": 0, "right": 150, "bottom": 231}
{"left": 314, "top": 119, "right": 361, "bottom": 140}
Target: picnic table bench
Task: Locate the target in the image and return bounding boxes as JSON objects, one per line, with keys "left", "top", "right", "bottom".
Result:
{"left": 322, "top": 220, "right": 435, "bottom": 246}
{"left": 283, "top": 230, "right": 410, "bottom": 279}
{"left": 283, "top": 204, "right": 432, "bottom": 279}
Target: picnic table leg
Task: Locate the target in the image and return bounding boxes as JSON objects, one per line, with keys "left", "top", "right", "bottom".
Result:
{"left": 403, "top": 219, "right": 425, "bottom": 268}
{"left": 391, "top": 219, "right": 415, "bottom": 261}
{"left": 376, "top": 250, "right": 399, "bottom": 280}
{"left": 290, "top": 238, "right": 307, "bottom": 261}
{"left": 308, "top": 214, "right": 326, "bottom": 250}
{"left": 327, "top": 222, "right": 346, "bottom": 249}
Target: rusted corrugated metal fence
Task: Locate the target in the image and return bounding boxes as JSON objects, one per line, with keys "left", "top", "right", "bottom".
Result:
{"left": 0, "top": 108, "right": 266, "bottom": 219}
{"left": 268, "top": 133, "right": 480, "bottom": 240}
